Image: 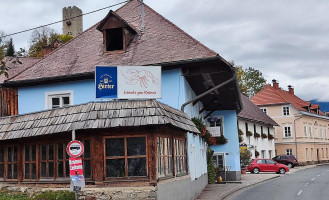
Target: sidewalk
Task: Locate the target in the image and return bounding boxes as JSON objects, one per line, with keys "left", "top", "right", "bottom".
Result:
{"left": 195, "top": 165, "right": 316, "bottom": 200}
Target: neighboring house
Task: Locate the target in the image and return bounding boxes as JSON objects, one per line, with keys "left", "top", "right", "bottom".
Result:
{"left": 251, "top": 80, "right": 329, "bottom": 165}
{"left": 238, "top": 94, "right": 278, "bottom": 159}
{"left": 0, "top": 56, "right": 41, "bottom": 116}
{"left": 0, "top": 1, "right": 241, "bottom": 199}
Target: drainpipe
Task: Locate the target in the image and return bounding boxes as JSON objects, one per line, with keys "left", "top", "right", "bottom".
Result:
{"left": 293, "top": 115, "right": 302, "bottom": 160}
{"left": 181, "top": 68, "right": 237, "bottom": 112}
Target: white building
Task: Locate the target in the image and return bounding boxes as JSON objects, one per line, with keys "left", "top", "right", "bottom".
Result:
{"left": 238, "top": 95, "right": 278, "bottom": 159}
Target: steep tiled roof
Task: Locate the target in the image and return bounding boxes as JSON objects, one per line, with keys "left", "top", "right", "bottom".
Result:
{"left": 251, "top": 83, "right": 324, "bottom": 116}
{"left": 238, "top": 94, "right": 278, "bottom": 126}
{"left": 0, "top": 100, "right": 199, "bottom": 141}
{"left": 0, "top": 57, "right": 41, "bottom": 83}
{"left": 9, "top": 0, "right": 218, "bottom": 83}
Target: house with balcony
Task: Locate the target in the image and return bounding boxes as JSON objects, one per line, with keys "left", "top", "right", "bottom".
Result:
{"left": 0, "top": 1, "right": 241, "bottom": 199}
{"left": 251, "top": 80, "right": 329, "bottom": 165}
{"left": 237, "top": 94, "right": 278, "bottom": 159}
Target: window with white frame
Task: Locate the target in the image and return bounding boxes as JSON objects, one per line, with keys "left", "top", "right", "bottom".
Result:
{"left": 213, "top": 153, "right": 225, "bottom": 169}
{"left": 304, "top": 124, "right": 307, "bottom": 137}
{"left": 306, "top": 148, "right": 308, "bottom": 160}
{"left": 286, "top": 149, "right": 292, "bottom": 155}
{"left": 261, "top": 150, "right": 266, "bottom": 158}
{"left": 320, "top": 127, "right": 323, "bottom": 138}
{"left": 309, "top": 125, "right": 312, "bottom": 137}
{"left": 282, "top": 106, "right": 290, "bottom": 116}
{"left": 45, "top": 91, "right": 73, "bottom": 109}
{"left": 284, "top": 126, "right": 292, "bottom": 138}
{"left": 207, "top": 117, "right": 223, "bottom": 137}
{"left": 261, "top": 108, "right": 267, "bottom": 114}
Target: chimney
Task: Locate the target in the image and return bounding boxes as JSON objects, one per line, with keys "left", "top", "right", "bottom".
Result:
{"left": 288, "top": 85, "right": 294, "bottom": 95}
{"left": 272, "top": 79, "right": 279, "bottom": 90}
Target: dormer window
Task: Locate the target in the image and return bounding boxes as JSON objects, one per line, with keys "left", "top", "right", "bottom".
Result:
{"left": 105, "top": 28, "right": 123, "bottom": 51}
{"left": 97, "top": 10, "right": 137, "bottom": 54}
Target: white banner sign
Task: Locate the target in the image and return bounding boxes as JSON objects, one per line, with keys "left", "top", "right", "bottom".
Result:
{"left": 117, "top": 66, "right": 161, "bottom": 99}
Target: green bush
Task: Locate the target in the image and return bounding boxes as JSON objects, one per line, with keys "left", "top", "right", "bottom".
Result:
{"left": 31, "top": 191, "right": 75, "bottom": 200}
{"left": 207, "top": 148, "right": 216, "bottom": 184}
{"left": 0, "top": 192, "right": 28, "bottom": 200}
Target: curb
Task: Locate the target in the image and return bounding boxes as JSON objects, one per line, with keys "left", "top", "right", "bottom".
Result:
{"left": 221, "top": 175, "right": 280, "bottom": 200}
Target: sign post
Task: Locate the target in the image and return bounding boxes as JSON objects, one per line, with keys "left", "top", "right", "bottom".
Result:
{"left": 67, "top": 138, "right": 85, "bottom": 200}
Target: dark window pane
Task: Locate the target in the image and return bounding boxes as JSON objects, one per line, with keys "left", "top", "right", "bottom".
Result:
{"left": 49, "top": 162, "right": 54, "bottom": 177}
{"left": 13, "top": 164, "right": 17, "bottom": 179}
{"left": 106, "top": 138, "right": 124, "bottom": 157}
{"left": 0, "top": 149, "right": 3, "bottom": 162}
{"left": 63, "top": 97, "right": 70, "bottom": 105}
{"left": 13, "top": 147, "right": 17, "bottom": 161}
{"left": 58, "top": 162, "right": 64, "bottom": 177}
{"left": 32, "top": 164, "right": 36, "bottom": 179}
{"left": 7, "top": 164, "right": 12, "bottom": 179}
{"left": 58, "top": 144, "right": 63, "bottom": 160}
{"left": 25, "top": 163, "right": 30, "bottom": 179}
{"left": 106, "top": 159, "right": 125, "bottom": 177}
{"left": 41, "top": 146, "right": 46, "bottom": 160}
{"left": 7, "top": 147, "right": 12, "bottom": 162}
{"left": 127, "top": 137, "right": 146, "bottom": 156}
{"left": 65, "top": 161, "right": 70, "bottom": 177}
{"left": 25, "top": 146, "right": 30, "bottom": 161}
{"left": 41, "top": 163, "right": 46, "bottom": 177}
{"left": 0, "top": 164, "right": 3, "bottom": 178}
{"left": 52, "top": 98, "right": 60, "bottom": 106}
{"left": 128, "top": 158, "right": 147, "bottom": 176}
{"left": 49, "top": 145, "right": 53, "bottom": 160}
{"left": 84, "top": 160, "right": 91, "bottom": 178}
{"left": 84, "top": 140, "right": 90, "bottom": 158}
{"left": 32, "top": 145, "right": 36, "bottom": 161}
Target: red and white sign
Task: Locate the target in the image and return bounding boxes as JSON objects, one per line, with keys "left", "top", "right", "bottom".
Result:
{"left": 67, "top": 140, "right": 84, "bottom": 158}
{"left": 69, "top": 157, "right": 83, "bottom": 176}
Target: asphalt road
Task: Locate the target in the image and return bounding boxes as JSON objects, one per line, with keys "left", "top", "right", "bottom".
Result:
{"left": 229, "top": 165, "right": 329, "bottom": 200}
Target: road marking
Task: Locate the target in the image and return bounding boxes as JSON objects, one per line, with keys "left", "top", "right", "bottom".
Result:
{"left": 311, "top": 178, "right": 316, "bottom": 181}
{"left": 322, "top": 172, "right": 326, "bottom": 174}
{"left": 304, "top": 182, "right": 309, "bottom": 186}
{"left": 317, "top": 174, "right": 320, "bottom": 176}
{"left": 297, "top": 190, "right": 303, "bottom": 196}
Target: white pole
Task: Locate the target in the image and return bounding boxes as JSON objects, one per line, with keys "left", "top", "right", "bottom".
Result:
{"left": 72, "top": 130, "right": 76, "bottom": 141}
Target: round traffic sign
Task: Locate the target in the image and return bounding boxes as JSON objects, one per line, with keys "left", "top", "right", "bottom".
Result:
{"left": 67, "top": 140, "right": 84, "bottom": 158}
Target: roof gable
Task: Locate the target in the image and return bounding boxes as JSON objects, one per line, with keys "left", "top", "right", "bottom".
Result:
{"left": 251, "top": 82, "right": 324, "bottom": 116}
{"left": 96, "top": 10, "right": 137, "bottom": 34}
{"left": 8, "top": 0, "right": 218, "bottom": 83}
{"left": 238, "top": 94, "right": 278, "bottom": 126}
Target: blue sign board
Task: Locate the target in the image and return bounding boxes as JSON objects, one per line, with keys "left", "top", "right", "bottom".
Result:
{"left": 95, "top": 66, "right": 118, "bottom": 99}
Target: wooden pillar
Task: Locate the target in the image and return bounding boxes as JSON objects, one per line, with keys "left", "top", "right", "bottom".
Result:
{"left": 17, "top": 144, "right": 23, "bottom": 183}
{"left": 148, "top": 133, "right": 157, "bottom": 184}
{"left": 92, "top": 136, "right": 104, "bottom": 184}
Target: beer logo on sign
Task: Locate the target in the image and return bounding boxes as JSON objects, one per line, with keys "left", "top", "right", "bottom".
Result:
{"left": 98, "top": 74, "right": 115, "bottom": 91}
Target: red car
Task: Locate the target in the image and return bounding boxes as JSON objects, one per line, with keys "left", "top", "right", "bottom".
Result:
{"left": 247, "top": 158, "right": 289, "bottom": 174}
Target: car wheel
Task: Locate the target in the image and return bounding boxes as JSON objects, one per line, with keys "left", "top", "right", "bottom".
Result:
{"left": 253, "top": 168, "right": 260, "bottom": 174}
{"left": 287, "top": 163, "right": 293, "bottom": 168}
{"left": 279, "top": 168, "right": 286, "bottom": 174}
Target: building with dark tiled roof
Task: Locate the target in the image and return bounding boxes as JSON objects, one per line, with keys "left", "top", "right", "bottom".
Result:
{"left": 238, "top": 94, "right": 278, "bottom": 159}
{"left": 0, "top": 0, "right": 242, "bottom": 199}
{"left": 251, "top": 80, "right": 329, "bottom": 165}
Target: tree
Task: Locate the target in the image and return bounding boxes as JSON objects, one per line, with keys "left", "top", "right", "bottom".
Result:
{"left": 28, "top": 27, "right": 73, "bottom": 57}
{"left": 5, "top": 38, "right": 15, "bottom": 56}
{"left": 232, "top": 61, "right": 266, "bottom": 97}
{"left": 28, "top": 27, "right": 58, "bottom": 57}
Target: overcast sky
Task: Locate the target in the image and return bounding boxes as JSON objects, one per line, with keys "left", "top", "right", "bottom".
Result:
{"left": 1, "top": 0, "right": 328, "bottom": 101}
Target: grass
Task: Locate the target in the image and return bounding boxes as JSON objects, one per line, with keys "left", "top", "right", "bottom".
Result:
{"left": 0, "top": 190, "right": 75, "bottom": 200}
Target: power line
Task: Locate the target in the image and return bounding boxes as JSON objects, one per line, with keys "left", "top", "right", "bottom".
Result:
{"left": 1, "top": 0, "right": 129, "bottom": 38}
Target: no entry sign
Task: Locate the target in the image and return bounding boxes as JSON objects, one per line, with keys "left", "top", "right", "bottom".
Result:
{"left": 67, "top": 140, "right": 84, "bottom": 158}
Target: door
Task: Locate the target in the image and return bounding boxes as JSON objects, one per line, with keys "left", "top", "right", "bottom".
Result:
{"left": 317, "top": 149, "right": 320, "bottom": 163}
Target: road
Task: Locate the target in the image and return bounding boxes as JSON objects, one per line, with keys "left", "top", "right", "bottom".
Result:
{"left": 229, "top": 165, "right": 329, "bottom": 200}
